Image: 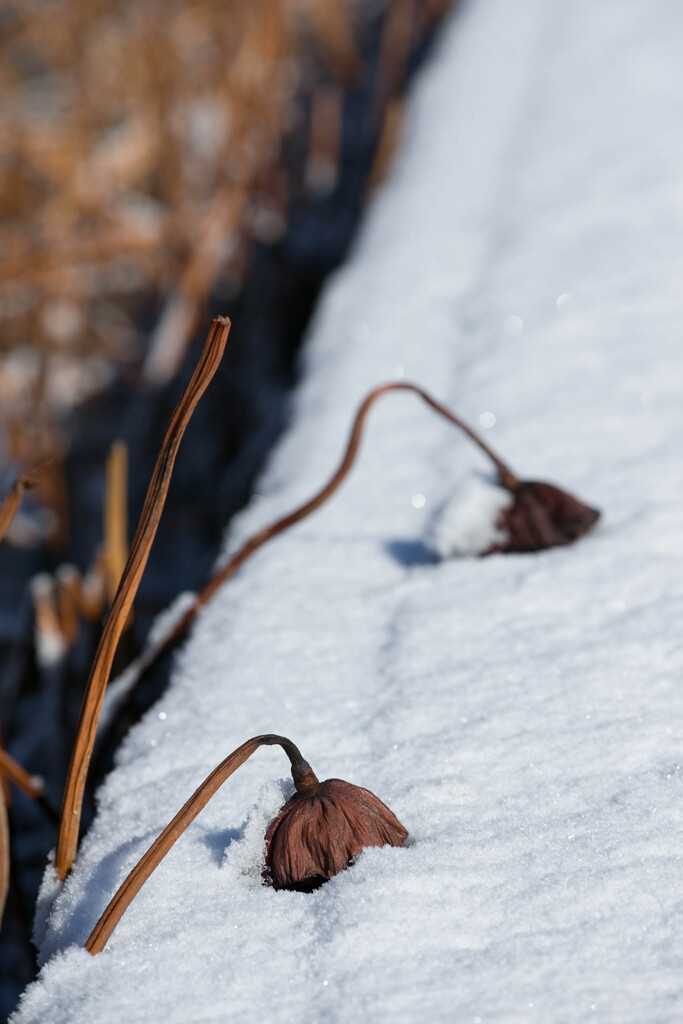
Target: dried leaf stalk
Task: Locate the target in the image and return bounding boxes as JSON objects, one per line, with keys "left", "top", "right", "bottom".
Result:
{"left": 104, "top": 441, "right": 129, "bottom": 606}
{"left": 0, "top": 784, "right": 8, "bottom": 927}
{"left": 0, "top": 459, "right": 50, "bottom": 544}
{"left": 55, "top": 317, "right": 230, "bottom": 880}
{"left": 0, "top": 742, "right": 56, "bottom": 824}
{"left": 85, "top": 734, "right": 307, "bottom": 954}
{"left": 0, "top": 746, "right": 46, "bottom": 802}
{"left": 56, "top": 565, "right": 83, "bottom": 648}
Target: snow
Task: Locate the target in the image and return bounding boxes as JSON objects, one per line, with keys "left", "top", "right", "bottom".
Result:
{"left": 97, "top": 591, "right": 197, "bottom": 734}
{"left": 428, "top": 475, "right": 511, "bottom": 557}
{"left": 13, "top": 0, "right": 683, "bottom": 1020}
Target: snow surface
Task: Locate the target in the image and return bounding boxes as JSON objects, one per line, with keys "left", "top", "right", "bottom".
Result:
{"left": 13, "top": 0, "right": 683, "bottom": 1020}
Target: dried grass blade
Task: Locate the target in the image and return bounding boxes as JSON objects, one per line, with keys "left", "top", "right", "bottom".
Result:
{"left": 0, "top": 458, "right": 50, "bottom": 544}
{"left": 55, "top": 316, "right": 231, "bottom": 880}
{"left": 0, "top": 784, "right": 8, "bottom": 927}
{"left": 104, "top": 441, "right": 129, "bottom": 606}
{"left": 0, "top": 745, "right": 46, "bottom": 801}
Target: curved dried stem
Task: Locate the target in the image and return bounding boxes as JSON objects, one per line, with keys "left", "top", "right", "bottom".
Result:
{"left": 122, "top": 380, "right": 517, "bottom": 689}
{"left": 0, "top": 458, "right": 51, "bottom": 544}
{"left": 0, "top": 746, "right": 46, "bottom": 801}
{"left": 0, "top": 784, "right": 8, "bottom": 928}
{"left": 55, "top": 317, "right": 231, "bottom": 881}
{"left": 85, "top": 734, "right": 312, "bottom": 954}
{"left": 0, "top": 744, "right": 57, "bottom": 825}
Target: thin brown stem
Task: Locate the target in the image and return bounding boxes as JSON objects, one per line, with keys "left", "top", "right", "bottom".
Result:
{"left": 0, "top": 784, "right": 8, "bottom": 928}
{"left": 0, "top": 458, "right": 50, "bottom": 544}
{"left": 124, "top": 380, "right": 517, "bottom": 688}
{"left": 104, "top": 441, "right": 129, "bottom": 607}
{"left": 55, "top": 317, "right": 230, "bottom": 881}
{"left": 0, "top": 744, "right": 57, "bottom": 824}
{"left": 0, "top": 746, "right": 46, "bottom": 801}
{"left": 85, "top": 734, "right": 314, "bottom": 954}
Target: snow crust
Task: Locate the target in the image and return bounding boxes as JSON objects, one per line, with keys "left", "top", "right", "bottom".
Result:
{"left": 13, "top": 0, "right": 683, "bottom": 1020}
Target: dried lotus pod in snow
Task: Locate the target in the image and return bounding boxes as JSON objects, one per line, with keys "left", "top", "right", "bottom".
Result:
{"left": 86, "top": 734, "right": 407, "bottom": 953}
{"left": 431, "top": 475, "right": 600, "bottom": 557}
{"left": 491, "top": 479, "right": 600, "bottom": 554}
{"left": 264, "top": 769, "right": 408, "bottom": 891}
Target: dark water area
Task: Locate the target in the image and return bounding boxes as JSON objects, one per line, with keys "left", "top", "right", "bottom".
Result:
{"left": 0, "top": 8, "right": 451, "bottom": 1017}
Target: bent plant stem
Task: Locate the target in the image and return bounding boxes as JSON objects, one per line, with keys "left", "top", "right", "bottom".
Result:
{"left": 0, "top": 457, "right": 51, "bottom": 543}
{"left": 128, "top": 381, "right": 518, "bottom": 682}
{"left": 0, "top": 745, "right": 57, "bottom": 823}
{"left": 85, "top": 735, "right": 312, "bottom": 954}
{"left": 55, "top": 317, "right": 231, "bottom": 881}
{"left": 0, "top": 781, "right": 7, "bottom": 925}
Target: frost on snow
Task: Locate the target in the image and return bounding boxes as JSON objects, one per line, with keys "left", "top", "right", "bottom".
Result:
{"left": 12, "top": 0, "right": 683, "bottom": 1021}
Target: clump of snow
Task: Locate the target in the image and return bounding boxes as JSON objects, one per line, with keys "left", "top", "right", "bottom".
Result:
{"left": 428, "top": 475, "right": 512, "bottom": 557}
{"left": 221, "top": 779, "right": 292, "bottom": 885}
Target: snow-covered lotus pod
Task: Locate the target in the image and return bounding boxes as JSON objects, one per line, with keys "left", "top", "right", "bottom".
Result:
{"left": 264, "top": 767, "right": 408, "bottom": 891}
{"left": 490, "top": 479, "right": 600, "bottom": 554}
{"left": 431, "top": 475, "right": 600, "bottom": 558}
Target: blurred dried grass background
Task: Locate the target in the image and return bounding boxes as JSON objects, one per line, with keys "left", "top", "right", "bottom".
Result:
{"left": 1, "top": 0, "right": 448, "bottom": 496}
{"left": 1, "top": 0, "right": 361, "bottom": 531}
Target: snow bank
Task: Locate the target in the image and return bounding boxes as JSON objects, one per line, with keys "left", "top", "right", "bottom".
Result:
{"left": 13, "top": 0, "right": 683, "bottom": 1020}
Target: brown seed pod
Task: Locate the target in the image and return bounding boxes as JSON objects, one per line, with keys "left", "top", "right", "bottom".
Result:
{"left": 490, "top": 480, "right": 600, "bottom": 554}
{"left": 264, "top": 766, "right": 408, "bottom": 892}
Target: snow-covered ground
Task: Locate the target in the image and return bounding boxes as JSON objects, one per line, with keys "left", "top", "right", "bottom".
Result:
{"left": 13, "top": 0, "right": 683, "bottom": 1020}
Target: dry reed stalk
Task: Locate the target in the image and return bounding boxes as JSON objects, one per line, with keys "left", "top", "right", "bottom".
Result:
{"left": 0, "top": 746, "right": 46, "bottom": 802}
{"left": 372, "top": 0, "right": 416, "bottom": 120}
{"left": 80, "top": 550, "right": 109, "bottom": 624}
{"left": 0, "top": 459, "right": 50, "bottom": 544}
{"left": 0, "top": 736, "right": 56, "bottom": 824}
{"left": 0, "top": 725, "right": 10, "bottom": 808}
{"left": 113, "top": 381, "right": 518, "bottom": 696}
{"left": 0, "top": 783, "right": 8, "bottom": 926}
{"left": 55, "top": 317, "right": 230, "bottom": 880}
{"left": 104, "top": 441, "right": 129, "bottom": 606}
{"left": 56, "top": 565, "right": 83, "bottom": 648}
